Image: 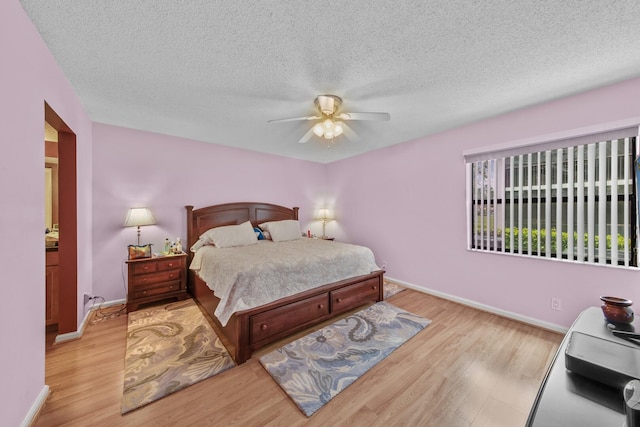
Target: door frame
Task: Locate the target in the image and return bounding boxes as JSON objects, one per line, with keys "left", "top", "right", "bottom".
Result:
{"left": 45, "top": 102, "right": 77, "bottom": 334}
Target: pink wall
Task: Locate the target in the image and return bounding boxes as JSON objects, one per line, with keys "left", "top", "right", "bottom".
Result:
{"left": 0, "top": 1, "right": 93, "bottom": 425}
{"left": 6, "top": 0, "right": 640, "bottom": 422}
{"left": 91, "top": 123, "right": 328, "bottom": 301}
{"left": 328, "top": 77, "right": 640, "bottom": 329}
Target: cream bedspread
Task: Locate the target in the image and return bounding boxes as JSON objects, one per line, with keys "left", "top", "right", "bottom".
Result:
{"left": 189, "top": 238, "right": 380, "bottom": 326}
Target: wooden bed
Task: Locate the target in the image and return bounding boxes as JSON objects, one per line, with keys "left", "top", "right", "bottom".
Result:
{"left": 185, "top": 202, "right": 384, "bottom": 364}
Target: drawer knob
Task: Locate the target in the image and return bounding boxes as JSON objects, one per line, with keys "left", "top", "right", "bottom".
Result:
{"left": 336, "top": 298, "right": 342, "bottom": 303}
{"left": 142, "top": 291, "right": 147, "bottom": 295}
{"left": 372, "top": 286, "right": 377, "bottom": 290}
{"left": 318, "top": 304, "right": 324, "bottom": 309}
{"left": 141, "top": 278, "right": 148, "bottom": 283}
{"left": 260, "top": 324, "right": 268, "bottom": 330}
{"left": 168, "top": 262, "right": 174, "bottom": 267}
{"left": 143, "top": 266, "right": 149, "bottom": 271}
{"left": 169, "top": 273, "right": 175, "bottom": 278}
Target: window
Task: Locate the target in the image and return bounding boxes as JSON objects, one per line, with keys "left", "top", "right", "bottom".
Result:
{"left": 465, "top": 127, "right": 639, "bottom": 267}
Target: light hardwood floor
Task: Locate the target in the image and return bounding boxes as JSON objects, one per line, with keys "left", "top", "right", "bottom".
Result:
{"left": 37, "top": 289, "right": 562, "bottom": 427}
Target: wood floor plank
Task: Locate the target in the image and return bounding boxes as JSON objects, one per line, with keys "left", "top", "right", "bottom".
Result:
{"left": 36, "top": 290, "right": 562, "bottom": 426}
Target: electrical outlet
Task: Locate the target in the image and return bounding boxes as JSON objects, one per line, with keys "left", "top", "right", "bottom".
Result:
{"left": 83, "top": 293, "right": 92, "bottom": 305}
{"left": 551, "top": 297, "right": 562, "bottom": 311}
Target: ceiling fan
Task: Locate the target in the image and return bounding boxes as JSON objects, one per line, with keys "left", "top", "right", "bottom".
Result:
{"left": 268, "top": 95, "right": 390, "bottom": 143}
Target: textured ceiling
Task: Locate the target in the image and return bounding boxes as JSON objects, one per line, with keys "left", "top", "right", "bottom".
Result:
{"left": 20, "top": 0, "right": 640, "bottom": 163}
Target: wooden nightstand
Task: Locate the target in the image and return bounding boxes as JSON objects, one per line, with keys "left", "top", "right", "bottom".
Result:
{"left": 126, "top": 253, "right": 187, "bottom": 312}
{"left": 319, "top": 237, "right": 335, "bottom": 241}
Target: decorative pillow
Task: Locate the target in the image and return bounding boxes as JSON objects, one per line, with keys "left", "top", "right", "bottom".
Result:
{"left": 254, "top": 227, "right": 265, "bottom": 240}
{"left": 200, "top": 220, "right": 257, "bottom": 248}
{"left": 259, "top": 220, "right": 301, "bottom": 242}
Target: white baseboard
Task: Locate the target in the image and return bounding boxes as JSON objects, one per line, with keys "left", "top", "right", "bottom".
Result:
{"left": 21, "top": 385, "right": 49, "bottom": 427}
{"left": 54, "top": 298, "right": 126, "bottom": 344}
{"left": 385, "top": 276, "right": 568, "bottom": 334}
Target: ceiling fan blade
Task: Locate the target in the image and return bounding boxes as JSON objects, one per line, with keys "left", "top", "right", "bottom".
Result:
{"left": 341, "top": 122, "right": 359, "bottom": 141}
{"left": 337, "top": 112, "right": 390, "bottom": 121}
{"left": 298, "top": 127, "right": 315, "bottom": 143}
{"left": 268, "top": 115, "right": 321, "bottom": 123}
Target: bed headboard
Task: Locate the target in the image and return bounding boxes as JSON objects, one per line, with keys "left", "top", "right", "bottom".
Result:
{"left": 185, "top": 202, "right": 299, "bottom": 256}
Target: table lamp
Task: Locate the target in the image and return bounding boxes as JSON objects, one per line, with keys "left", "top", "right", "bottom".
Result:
{"left": 317, "top": 208, "right": 333, "bottom": 239}
{"left": 123, "top": 207, "right": 156, "bottom": 245}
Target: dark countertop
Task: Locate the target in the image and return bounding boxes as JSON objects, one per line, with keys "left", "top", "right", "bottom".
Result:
{"left": 527, "top": 306, "right": 639, "bottom": 426}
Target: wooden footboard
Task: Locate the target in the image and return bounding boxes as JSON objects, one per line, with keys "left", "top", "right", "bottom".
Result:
{"left": 192, "top": 269, "right": 384, "bottom": 364}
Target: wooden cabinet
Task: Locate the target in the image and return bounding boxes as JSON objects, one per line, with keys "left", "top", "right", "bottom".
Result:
{"left": 126, "top": 254, "right": 187, "bottom": 313}
{"left": 45, "top": 250, "right": 59, "bottom": 327}
{"left": 527, "top": 307, "right": 635, "bottom": 426}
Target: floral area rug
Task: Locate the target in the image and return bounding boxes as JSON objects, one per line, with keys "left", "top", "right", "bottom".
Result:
{"left": 259, "top": 301, "right": 431, "bottom": 417}
{"left": 121, "top": 299, "right": 235, "bottom": 414}
{"left": 383, "top": 281, "right": 406, "bottom": 299}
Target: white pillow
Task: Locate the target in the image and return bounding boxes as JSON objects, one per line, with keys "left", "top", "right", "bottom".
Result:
{"left": 259, "top": 220, "right": 301, "bottom": 242}
{"left": 190, "top": 238, "right": 207, "bottom": 253}
{"left": 200, "top": 220, "right": 257, "bottom": 248}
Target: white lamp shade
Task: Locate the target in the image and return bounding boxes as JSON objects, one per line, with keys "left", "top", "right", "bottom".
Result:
{"left": 123, "top": 207, "right": 157, "bottom": 227}
{"left": 317, "top": 208, "right": 333, "bottom": 220}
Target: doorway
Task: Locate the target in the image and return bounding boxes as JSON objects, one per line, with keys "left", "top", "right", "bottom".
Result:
{"left": 45, "top": 103, "right": 77, "bottom": 335}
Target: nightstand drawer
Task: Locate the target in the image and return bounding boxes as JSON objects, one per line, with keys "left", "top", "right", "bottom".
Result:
{"left": 133, "top": 280, "right": 182, "bottom": 299}
{"left": 156, "top": 257, "right": 184, "bottom": 271}
{"left": 132, "top": 262, "right": 158, "bottom": 274}
{"left": 131, "top": 269, "right": 181, "bottom": 286}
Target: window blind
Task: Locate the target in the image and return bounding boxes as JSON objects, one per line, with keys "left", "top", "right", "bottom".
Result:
{"left": 466, "top": 125, "right": 639, "bottom": 267}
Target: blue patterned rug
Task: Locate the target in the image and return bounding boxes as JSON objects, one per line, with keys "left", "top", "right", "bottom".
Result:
{"left": 259, "top": 301, "right": 431, "bottom": 417}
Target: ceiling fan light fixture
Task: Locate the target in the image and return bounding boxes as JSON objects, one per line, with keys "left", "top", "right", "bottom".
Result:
{"left": 316, "top": 95, "right": 342, "bottom": 116}
{"left": 269, "top": 94, "right": 388, "bottom": 144}
{"left": 333, "top": 122, "right": 344, "bottom": 136}
{"left": 312, "top": 118, "right": 343, "bottom": 140}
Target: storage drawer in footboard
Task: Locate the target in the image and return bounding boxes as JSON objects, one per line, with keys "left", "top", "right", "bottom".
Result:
{"left": 250, "top": 293, "right": 330, "bottom": 345}
{"left": 330, "top": 278, "right": 381, "bottom": 315}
